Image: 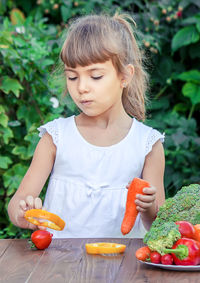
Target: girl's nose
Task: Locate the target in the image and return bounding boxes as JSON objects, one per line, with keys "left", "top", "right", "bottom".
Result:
{"left": 78, "top": 78, "right": 89, "bottom": 94}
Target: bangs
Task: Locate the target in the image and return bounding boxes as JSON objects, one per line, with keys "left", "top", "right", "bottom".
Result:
{"left": 60, "top": 17, "right": 119, "bottom": 68}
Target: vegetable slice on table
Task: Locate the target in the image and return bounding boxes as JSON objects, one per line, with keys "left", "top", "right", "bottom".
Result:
{"left": 24, "top": 209, "right": 65, "bottom": 230}
{"left": 135, "top": 246, "right": 151, "bottom": 261}
{"left": 85, "top": 243, "right": 126, "bottom": 254}
{"left": 121, "top": 177, "right": 150, "bottom": 235}
{"left": 31, "top": 230, "right": 53, "bottom": 250}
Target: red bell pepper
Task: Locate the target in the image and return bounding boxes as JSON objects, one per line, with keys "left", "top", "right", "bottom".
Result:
{"left": 175, "top": 221, "right": 195, "bottom": 239}
{"left": 164, "top": 238, "right": 200, "bottom": 265}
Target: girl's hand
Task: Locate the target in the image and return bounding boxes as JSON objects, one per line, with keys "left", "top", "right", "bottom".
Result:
{"left": 135, "top": 186, "right": 156, "bottom": 213}
{"left": 16, "top": 195, "right": 46, "bottom": 230}
{"left": 126, "top": 182, "right": 156, "bottom": 213}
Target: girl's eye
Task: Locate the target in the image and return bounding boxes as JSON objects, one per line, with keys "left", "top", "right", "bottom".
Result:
{"left": 92, "top": 76, "right": 103, "bottom": 80}
{"left": 68, "top": 77, "right": 77, "bottom": 81}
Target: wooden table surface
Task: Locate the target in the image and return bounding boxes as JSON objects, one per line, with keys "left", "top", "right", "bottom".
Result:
{"left": 0, "top": 238, "right": 199, "bottom": 283}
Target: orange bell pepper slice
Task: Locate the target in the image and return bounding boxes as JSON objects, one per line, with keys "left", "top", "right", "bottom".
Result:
{"left": 85, "top": 242, "right": 126, "bottom": 254}
{"left": 24, "top": 209, "right": 65, "bottom": 231}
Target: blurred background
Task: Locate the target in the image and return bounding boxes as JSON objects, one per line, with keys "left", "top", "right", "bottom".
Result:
{"left": 0, "top": 0, "right": 200, "bottom": 238}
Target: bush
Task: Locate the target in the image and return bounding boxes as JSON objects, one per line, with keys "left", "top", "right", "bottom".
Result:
{"left": 0, "top": 0, "right": 199, "bottom": 238}
{"left": 0, "top": 12, "right": 76, "bottom": 238}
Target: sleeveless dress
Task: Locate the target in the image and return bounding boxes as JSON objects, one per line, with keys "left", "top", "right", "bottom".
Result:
{"left": 38, "top": 115, "right": 164, "bottom": 238}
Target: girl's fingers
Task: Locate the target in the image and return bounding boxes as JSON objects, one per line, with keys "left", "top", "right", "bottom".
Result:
{"left": 136, "top": 194, "right": 156, "bottom": 203}
{"left": 18, "top": 209, "right": 25, "bottom": 218}
{"left": 26, "top": 195, "right": 34, "bottom": 209}
{"left": 35, "top": 197, "right": 42, "bottom": 209}
{"left": 135, "top": 199, "right": 153, "bottom": 209}
{"left": 37, "top": 226, "right": 47, "bottom": 230}
{"left": 126, "top": 181, "right": 132, "bottom": 190}
{"left": 136, "top": 186, "right": 156, "bottom": 203}
{"left": 19, "top": 199, "right": 28, "bottom": 211}
{"left": 143, "top": 186, "right": 156, "bottom": 194}
{"left": 136, "top": 206, "right": 147, "bottom": 213}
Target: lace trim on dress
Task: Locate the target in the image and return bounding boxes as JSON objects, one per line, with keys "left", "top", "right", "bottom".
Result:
{"left": 37, "top": 120, "right": 58, "bottom": 147}
{"left": 145, "top": 129, "right": 165, "bottom": 156}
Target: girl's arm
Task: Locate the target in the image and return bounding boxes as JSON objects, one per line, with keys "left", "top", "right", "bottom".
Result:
{"left": 137, "top": 140, "right": 165, "bottom": 230}
{"left": 7, "top": 132, "right": 56, "bottom": 230}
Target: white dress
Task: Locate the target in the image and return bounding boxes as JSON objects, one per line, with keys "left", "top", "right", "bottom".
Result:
{"left": 38, "top": 115, "right": 164, "bottom": 238}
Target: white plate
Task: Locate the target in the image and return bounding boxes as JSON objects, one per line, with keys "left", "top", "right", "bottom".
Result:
{"left": 139, "top": 260, "right": 200, "bottom": 271}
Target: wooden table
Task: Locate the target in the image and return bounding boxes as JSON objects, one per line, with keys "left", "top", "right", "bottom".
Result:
{"left": 0, "top": 238, "right": 199, "bottom": 283}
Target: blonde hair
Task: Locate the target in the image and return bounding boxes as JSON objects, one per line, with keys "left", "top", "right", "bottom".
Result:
{"left": 60, "top": 13, "right": 148, "bottom": 121}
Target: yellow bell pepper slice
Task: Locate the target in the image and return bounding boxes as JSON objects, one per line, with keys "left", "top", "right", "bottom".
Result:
{"left": 24, "top": 209, "right": 65, "bottom": 231}
{"left": 85, "top": 242, "right": 126, "bottom": 254}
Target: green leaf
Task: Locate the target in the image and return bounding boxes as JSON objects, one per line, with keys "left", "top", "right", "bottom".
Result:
{"left": 0, "top": 156, "right": 12, "bottom": 169}
{"left": 0, "top": 31, "right": 13, "bottom": 47}
{"left": 0, "top": 126, "right": 14, "bottom": 144}
{"left": 0, "top": 76, "right": 23, "bottom": 97}
{"left": 25, "top": 132, "right": 39, "bottom": 157}
{"left": 41, "top": 59, "right": 54, "bottom": 67}
{"left": 182, "top": 82, "right": 200, "bottom": 106}
{"left": 3, "top": 164, "right": 28, "bottom": 195}
{"left": 173, "top": 103, "right": 188, "bottom": 113}
{"left": 0, "top": 113, "right": 8, "bottom": 127}
{"left": 61, "top": 4, "right": 72, "bottom": 22}
{"left": 10, "top": 8, "right": 25, "bottom": 25}
{"left": 17, "top": 105, "right": 40, "bottom": 129}
{"left": 12, "top": 146, "right": 28, "bottom": 160}
{"left": 0, "top": 105, "right": 5, "bottom": 114}
{"left": 178, "top": 70, "right": 200, "bottom": 83}
{"left": 172, "top": 26, "right": 200, "bottom": 52}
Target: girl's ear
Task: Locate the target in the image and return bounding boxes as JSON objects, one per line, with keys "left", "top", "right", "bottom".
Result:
{"left": 121, "top": 64, "right": 134, "bottom": 88}
{"left": 126, "top": 64, "right": 135, "bottom": 82}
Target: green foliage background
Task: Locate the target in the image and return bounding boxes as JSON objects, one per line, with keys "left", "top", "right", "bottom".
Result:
{"left": 0, "top": 0, "right": 200, "bottom": 238}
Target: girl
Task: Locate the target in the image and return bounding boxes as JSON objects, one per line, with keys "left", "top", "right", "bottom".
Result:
{"left": 8, "top": 13, "right": 165, "bottom": 238}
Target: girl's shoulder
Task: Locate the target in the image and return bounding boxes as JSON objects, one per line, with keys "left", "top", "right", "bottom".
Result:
{"left": 37, "top": 115, "right": 74, "bottom": 147}
{"left": 134, "top": 118, "right": 152, "bottom": 132}
{"left": 134, "top": 119, "right": 165, "bottom": 155}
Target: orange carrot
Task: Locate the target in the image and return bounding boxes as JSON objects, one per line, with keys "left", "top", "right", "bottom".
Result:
{"left": 135, "top": 246, "right": 151, "bottom": 261}
{"left": 121, "top": 177, "right": 150, "bottom": 235}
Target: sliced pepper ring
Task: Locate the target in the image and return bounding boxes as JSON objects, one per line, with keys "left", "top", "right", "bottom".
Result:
{"left": 85, "top": 242, "right": 126, "bottom": 254}
{"left": 24, "top": 209, "right": 65, "bottom": 231}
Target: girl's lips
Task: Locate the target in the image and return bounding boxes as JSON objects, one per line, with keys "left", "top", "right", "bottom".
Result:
{"left": 80, "top": 100, "right": 93, "bottom": 105}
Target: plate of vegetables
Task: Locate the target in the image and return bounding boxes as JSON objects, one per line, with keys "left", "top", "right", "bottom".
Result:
{"left": 136, "top": 235, "right": 200, "bottom": 271}
{"left": 135, "top": 220, "right": 200, "bottom": 271}
{"left": 132, "top": 183, "right": 200, "bottom": 271}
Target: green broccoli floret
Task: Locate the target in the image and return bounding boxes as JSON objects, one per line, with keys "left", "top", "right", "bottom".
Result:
{"left": 152, "top": 183, "right": 200, "bottom": 227}
{"left": 143, "top": 222, "right": 181, "bottom": 255}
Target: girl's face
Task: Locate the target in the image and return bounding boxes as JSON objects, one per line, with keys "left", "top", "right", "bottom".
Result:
{"left": 65, "top": 60, "right": 124, "bottom": 117}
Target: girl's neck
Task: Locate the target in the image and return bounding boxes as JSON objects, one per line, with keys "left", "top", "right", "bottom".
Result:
{"left": 74, "top": 109, "right": 133, "bottom": 147}
{"left": 77, "top": 106, "right": 131, "bottom": 130}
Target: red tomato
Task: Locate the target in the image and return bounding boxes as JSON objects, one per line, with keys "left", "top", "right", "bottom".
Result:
{"left": 161, "top": 254, "right": 173, "bottom": 265}
{"left": 175, "top": 221, "right": 195, "bottom": 239}
{"left": 150, "top": 251, "right": 161, "bottom": 264}
{"left": 31, "top": 230, "right": 53, "bottom": 250}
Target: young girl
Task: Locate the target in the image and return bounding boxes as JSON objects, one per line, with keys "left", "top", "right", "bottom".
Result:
{"left": 8, "top": 13, "right": 165, "bottom": 238}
